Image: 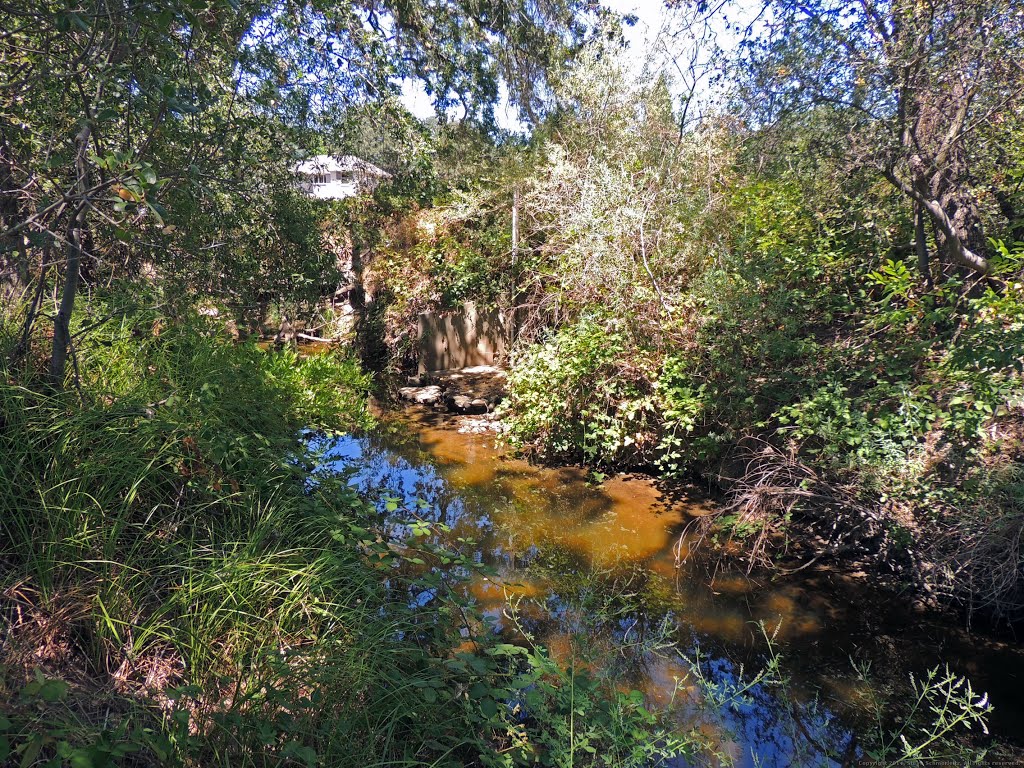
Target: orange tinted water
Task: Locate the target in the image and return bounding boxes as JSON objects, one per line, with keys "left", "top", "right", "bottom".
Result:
{"left": 318, "top": 407, "right": 1024, "bottom": 765}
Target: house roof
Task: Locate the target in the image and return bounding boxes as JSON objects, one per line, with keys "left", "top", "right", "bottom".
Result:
{"left": 294, "top": 154, "right": 390, "bottom": 178}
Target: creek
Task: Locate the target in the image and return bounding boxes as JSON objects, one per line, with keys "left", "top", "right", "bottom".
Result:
{"left": 316, "top": 405, "right": 1024, "bottom": 765}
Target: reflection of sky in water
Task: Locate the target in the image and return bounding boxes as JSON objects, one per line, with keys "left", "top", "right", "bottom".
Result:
{"left": 313, "top": 431, "right": 860, "bottom": 765}
{"left": 317, "top": 433, "right": 497, "bottom": 531}
{"left": 674, "top": 650, "right": 852, "bottom": 768}
{"left": 312, "top": 423, "right": 1022, "bottom": 764}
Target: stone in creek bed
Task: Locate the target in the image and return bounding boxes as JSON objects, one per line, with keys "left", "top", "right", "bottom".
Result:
{"left": 398, "top": 385, "right": 442, "bottom": 405}
{"left": 446, "top": 394, "right": 489, "bottom": 414}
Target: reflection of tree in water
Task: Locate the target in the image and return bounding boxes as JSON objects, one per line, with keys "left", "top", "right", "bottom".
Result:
{"left": 313, "top": 429, "right": 859, "bottom": 767}
{"left": 680, "top": 650, "right": 857, "bottom": 768}
{"left": 314, "top": 431, "right": 490, "bottom": 538}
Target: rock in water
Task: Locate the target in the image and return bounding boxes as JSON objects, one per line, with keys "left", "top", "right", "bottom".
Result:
{"left": 399, "top": 385, "right": 442, "bottom": 406}
{"left": 447, "top": 394, "right": 488, "bottom": 414}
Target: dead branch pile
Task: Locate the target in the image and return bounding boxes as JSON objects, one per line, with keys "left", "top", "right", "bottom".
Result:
{"left": 681, "top": 438, "right": 919, "bottom": 579}
{"left": 929, "top": 509, "right": 1024, "bottom": 624}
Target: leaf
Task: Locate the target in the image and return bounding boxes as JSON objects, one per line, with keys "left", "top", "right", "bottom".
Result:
{"left": 469, "top": 682, "right": 489, "bottom": 700}
{"left": 147, "top": 201, "right": 168, "bottom": 226}
{"left": 479, "top": 697, "right": 498, "bottom": 718}
{"left": 485, "top": 643, "right": 527, "bottom": 657}
{"left": 67, "top": 11, "right": 90, "bottom": 31}
{"left": 39, "top": 679, "right": 69, "bottom": 702}
{"left": 20, "top": 735, "right": 43, "bottom": 768}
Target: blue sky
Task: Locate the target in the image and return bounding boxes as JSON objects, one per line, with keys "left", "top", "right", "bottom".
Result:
{"left": 399, "top": 0, "right": 673, "bottom": 131}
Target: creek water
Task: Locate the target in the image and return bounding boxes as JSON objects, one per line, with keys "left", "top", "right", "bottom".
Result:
{"left": 316, "top": 406, "right": 1024, "bottom": 765}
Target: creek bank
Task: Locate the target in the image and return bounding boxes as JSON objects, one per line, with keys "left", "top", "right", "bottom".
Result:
{"left": 705, "top": 437, "right": 1024, "bottom": 632}
{"left": 705, "top": 439, "right": 926, "bottom": 597}
{"left": 385, "top": 358, "right": 1017, "bottom": 631}
{"left": 390, "top": 368, "right": 891, "bottom": 581}
{"left": 391, "top": 366, "right": 923, "bottom": 598}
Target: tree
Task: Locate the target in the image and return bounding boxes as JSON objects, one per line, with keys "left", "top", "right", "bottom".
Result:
{"left": 0, "top": 0, "right": 602, "bottom": 383}
{"left": 728, "top": 0, "right": 1024, "bottom": 281}
{"left": 517, "top": 47, "right": 736, "bottom": 338}
{"left": 1, "top": 0, "right": 264, "bottom": 379}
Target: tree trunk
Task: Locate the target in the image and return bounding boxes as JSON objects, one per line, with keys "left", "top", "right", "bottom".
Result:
{"left": 914, "top": 201, "right": 933, "bottom": 290}
{"left": 1, "top": 132, "right": 30, "bottom": 306}
{"left": 50, "top": 124, "right": 91, "bottom": 385}
{"left": 920, "top": 193, "right": 990, "bottom": 275}
{"left": 511, "top": 187, "right": 519, "bottom": 267}
{"left": 993, "top": 188, "right": 1024, "bottom": 243}
{"left": 883, "top": 166, "right": 991, "bottom": 276}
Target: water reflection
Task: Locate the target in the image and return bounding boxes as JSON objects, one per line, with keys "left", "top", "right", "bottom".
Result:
{"left": 314, "top": 408, "right": 1024, "bottom": 763}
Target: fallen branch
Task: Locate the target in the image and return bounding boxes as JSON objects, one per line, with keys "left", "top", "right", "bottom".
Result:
{"left": 681, "top": 437, "right": 912, "bottom": 579}
{"left": 296, "top": 332, "right": 337, "bottom": 344}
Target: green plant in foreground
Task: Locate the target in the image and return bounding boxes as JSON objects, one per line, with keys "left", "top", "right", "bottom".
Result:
{"left": 0, "top": 311, "right": 1005, "bottom": 767}
{"left": 677, "top": 624, "right": 994, "bottom": 767}
{"left": 0, "top": 314, "right": 694, "bottom": 767}
{"left": 864, "top": 666, "right": 993, "bottom": 766}
{"left": 496, "top": 597, "right": 691, "bottom": 768}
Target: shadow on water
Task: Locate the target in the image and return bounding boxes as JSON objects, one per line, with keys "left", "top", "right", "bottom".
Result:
{"left": 312, "top": 407, "right": 1024, "bottom": 766}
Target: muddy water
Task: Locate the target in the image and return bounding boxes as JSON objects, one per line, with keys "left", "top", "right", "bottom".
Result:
{"left": 317, "top": 407, "right": 1024, "bottom": 765}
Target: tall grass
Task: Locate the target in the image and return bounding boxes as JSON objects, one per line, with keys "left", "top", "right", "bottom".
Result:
{"left": 0, "top": 314, "right": 688, "bottom": 767}
{"left": 0, "top": 316, "right": 429, "bottom": 766}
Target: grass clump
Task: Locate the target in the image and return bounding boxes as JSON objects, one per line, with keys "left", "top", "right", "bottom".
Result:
{"left": 0, "top": 314, "right": 685, "bottom": 767}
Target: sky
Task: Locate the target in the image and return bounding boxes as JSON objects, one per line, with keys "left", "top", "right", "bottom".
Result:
{"left": 399, "top": 0, "right": 677, "bottom": 132}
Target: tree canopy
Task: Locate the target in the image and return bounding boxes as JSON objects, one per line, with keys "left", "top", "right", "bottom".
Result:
{"left": 0, "top": 0, "right": 603, "bottom": 381}
{"left": 731, "top": 0, "right": 1024, "bottom": 279}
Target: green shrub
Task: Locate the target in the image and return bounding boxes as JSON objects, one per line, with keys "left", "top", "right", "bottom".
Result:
{"left": 502, "top": 319, "right": 661, "bottom": 466}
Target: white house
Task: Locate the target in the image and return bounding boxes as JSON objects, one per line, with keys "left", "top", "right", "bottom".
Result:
{"left": 294, "top": 155, "right": 390, "bottom": 199}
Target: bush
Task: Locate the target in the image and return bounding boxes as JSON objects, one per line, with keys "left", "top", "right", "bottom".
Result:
{"left": 502, "top": 319, "right": 662, "bottom": 466}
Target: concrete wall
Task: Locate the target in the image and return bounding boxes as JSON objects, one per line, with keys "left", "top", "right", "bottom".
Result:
{"left": 418, "top": 302, "right": 509, "bottom": 373}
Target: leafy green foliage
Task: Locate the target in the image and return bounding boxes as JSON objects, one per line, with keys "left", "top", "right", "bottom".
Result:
{"left": 503, "top": 319, "right": 663, "bottom": 466}
{"left": 0, "top": 316, "right": 690, "bottom": 767}
{"left": 421, "top": 224, "right": 513, "bottom": 308}
{"left": 502, "top": 171, "right": 1024, "bottom": 616}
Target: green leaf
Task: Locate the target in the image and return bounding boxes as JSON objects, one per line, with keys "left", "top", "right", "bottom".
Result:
{"left": 68, "top": 11, "right": 90, "bottom": 31}
{"left": 39, "top": 679, "right": 69, "bottom": 702}
{"left": 20, "top": 735, "right": 43, "bottom": 768}
{"left": 147, "top": 201, "right": 168, "bottom": 226}
{"left": 469, "top": 682, "right": 489, "bottom": 700}
{"left": 479, "top": 697, "right": 498, "bottom": 718}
